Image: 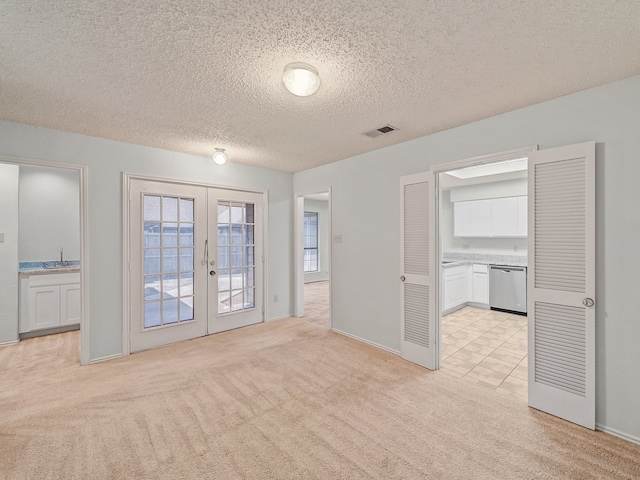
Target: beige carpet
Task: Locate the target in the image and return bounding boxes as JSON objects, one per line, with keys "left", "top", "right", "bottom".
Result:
{"left": 1, "top": 319, "right": 639, "bottom": 480}
{"left": 304, "top": 280, "right": 330, "bottom": 328}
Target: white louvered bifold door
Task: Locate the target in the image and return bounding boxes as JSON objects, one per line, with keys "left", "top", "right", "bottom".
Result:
{"left": 528, "top": 142, "right": 596, "bottom": 429}
{"left": 400, "top": 172, "right": 436, "bottom": 369}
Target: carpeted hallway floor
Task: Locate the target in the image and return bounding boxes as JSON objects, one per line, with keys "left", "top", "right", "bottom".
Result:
{"left": 1, "top": 318, "right": 639, "bottom": 479}
{"left": 303, "top": 280, "right": 330, "bottom": 328}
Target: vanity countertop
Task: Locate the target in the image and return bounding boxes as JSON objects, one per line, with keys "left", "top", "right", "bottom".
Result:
{"left": 19, "top": 261, "right": 80, "bottom": 276}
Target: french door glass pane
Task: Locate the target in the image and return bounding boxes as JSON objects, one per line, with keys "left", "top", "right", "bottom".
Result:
{"left": 162, "top": 223, "right": 178, "bottom": 246}
{"left": 218, "top": 292, "right": 231, "bottom": 313}
{"left": 216, "top": 201, "right": 257, "bottom": 315}
{"left": 218, "top": 247, "right": 229, "bottom": 268}
{"left": 231, "top": 289, "right": 243, "bottom": 311}
{"left": 162, "top": 197, "right": 178, "bottom": 221}
{"left": 142, "top": 194, "right": 196, "bottom": 329}
{"left": 144, "top": 196, "right": 161, "bottom": 221}
{"left": 144, "top": 249, "right": 161, "bottom": 274}
{"left": 144, "top": 275, "right": 161, "bottom": 301}
{"left": 245, "top": 288, "right": 255, "bottom": 308}
{"left": 144, "top": 223, "right": 160, "bottom": 247}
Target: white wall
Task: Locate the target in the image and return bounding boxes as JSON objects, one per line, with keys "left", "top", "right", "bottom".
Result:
{"left": 442, "top": 190, "right": 528, "bottom": 256}
{"left": 0, "top": 121, "right": 293, "bottom": 361}
{"left": 19, "top": 165, "right": 80, "bottom": 262}
{"left": 293, "top": 75, "right": 640, "bottom": 441}
{"left": 304, "top": 198, "right": 329, "bottom": 282}
{"left": 0, "top": 164, "right": 19, "bottom": 345}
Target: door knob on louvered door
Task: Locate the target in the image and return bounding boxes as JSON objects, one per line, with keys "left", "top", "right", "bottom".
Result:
{"left": 582, "top": 298, "right": 595, "bottom": 307}
{"left": 400, "top": 275, "right": 406, "bottom": 282}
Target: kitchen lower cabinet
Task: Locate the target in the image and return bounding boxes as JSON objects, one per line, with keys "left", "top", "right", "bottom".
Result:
{"left": 471, "top": 264, "right": 489, "bottom": 305}
{"left": 442, "top": 264, "right": 469, "bottom": 313}
{"left": 20, "top": 272, "right": 81, "bottom": 333}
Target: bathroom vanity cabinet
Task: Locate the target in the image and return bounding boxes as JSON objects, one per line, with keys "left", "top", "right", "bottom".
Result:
{"left": 19, "top": 271, "right": 81, "bottom": 334}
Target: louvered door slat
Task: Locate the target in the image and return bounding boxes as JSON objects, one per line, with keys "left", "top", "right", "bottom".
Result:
{"left": 404, "top": 182, "right": 429, "bottom": 276}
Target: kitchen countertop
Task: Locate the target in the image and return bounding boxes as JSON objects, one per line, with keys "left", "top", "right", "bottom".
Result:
{"left": 442, "top": 253, "right": 527, "bottom": 268}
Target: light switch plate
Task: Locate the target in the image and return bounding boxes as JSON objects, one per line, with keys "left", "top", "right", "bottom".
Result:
{"left": 333, "top": 234, "right": 342, "bottom": 243}
{"left": 0, "top": 232, "right": 4, "bottom": 242}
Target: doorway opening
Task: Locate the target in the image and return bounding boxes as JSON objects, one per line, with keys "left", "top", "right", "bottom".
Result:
{"left": 294, "top": 189, "right": 331, "bottom": 329}
{"left": 436, "top": 150, "right": 531, "bottom": 400}
{"left": 0, "top": 157, "right": 88, "bottom": 364}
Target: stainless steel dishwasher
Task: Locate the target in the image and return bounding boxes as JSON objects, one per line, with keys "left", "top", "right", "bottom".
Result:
{"left": 489, "top": 265, "right": 527, "bottom": 314}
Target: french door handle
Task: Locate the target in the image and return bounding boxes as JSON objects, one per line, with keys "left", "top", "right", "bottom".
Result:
{"left": 210, "top": 270, "right": 216, "bottom": 276}
{"left": 201, "top": 239, "right": 208, "bottom": 266}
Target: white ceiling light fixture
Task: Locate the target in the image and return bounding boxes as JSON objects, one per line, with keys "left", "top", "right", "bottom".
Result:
{"left": 212, "top": 148, "right": 228, "bottom": 165}
{"left": 282, "top": 62, "right": 320, "bottom": 97}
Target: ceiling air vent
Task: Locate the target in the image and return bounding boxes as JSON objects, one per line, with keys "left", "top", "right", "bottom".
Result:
{"left": 363, "top": 124, "right": 398, "bottom": 138}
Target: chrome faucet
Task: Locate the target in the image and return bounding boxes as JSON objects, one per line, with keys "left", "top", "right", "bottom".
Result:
{"left": 60, "top": 247, "right": 64, "bottom": 265}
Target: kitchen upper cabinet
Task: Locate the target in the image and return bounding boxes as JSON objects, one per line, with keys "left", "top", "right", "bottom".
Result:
{"left": 454, "top": 200, "right": 492, "bottom": 237}
{"left": 453, "top": 201, "right": 472, "bottom": 237}
{"left": 454, "top": 196, "right": 527, "bottom": 238}
{"left": 492, "top": 197, "right": 518, "bottom": 236}
{"left": 517, "top": 195, "right": 528, "bottom": 236}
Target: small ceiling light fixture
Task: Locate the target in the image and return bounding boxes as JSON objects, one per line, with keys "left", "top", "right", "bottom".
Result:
{"left": 212, "top": 148, "right": 228, "bottom": 165}
{"left": 282, "top": 62, "right": 320, "bottom": 97}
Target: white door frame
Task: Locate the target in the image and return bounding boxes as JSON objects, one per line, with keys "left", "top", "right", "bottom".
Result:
{"left": 0, "top": 154, "right": 90, "bottom": 365}
{"left": 293, "top": 187, "right": 332, "bottom": 325}
{"left": 122, "top": 173, "right": 268, "bottom": 356}
{"left": 431, "top": 145, "right": 538, "bottom": 370}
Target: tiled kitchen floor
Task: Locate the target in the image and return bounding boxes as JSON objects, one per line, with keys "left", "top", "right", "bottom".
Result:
{"left": 441, "top": 306, "right": 528, "bottom": 400}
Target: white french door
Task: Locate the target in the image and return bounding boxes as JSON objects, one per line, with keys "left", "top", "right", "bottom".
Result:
{"left": 207, "top": 189, "right": 264, "bottom": 334}
{"left": 400, "top": 171, "right": 437, "bottom": 369}
{"left": 528, "top": 141, "right": 596, "bottom": 429}
{"left": 129, "top": 179, "right": 264, "bottom": 353}
{"left": 129, "top": 180, "right": 208, "bottom": 353}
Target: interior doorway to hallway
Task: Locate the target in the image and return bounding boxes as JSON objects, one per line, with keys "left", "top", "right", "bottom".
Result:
{"left": 294, "top": 188, "right": 332, "bottom": 329}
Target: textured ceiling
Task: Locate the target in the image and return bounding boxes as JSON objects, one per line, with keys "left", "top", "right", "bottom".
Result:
{"left": 1, "top": 1, "right": 640, "bottom": 173}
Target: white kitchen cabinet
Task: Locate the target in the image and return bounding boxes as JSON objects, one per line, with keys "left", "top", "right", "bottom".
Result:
{"left": 492, "top": 197, "right": 518, "bottom": 237}
{"left": 20, "top": 272, "right": 81, "bottom": 333}
{"left": 442, "top": 264, "right": 468, "bottom": 312}
{"left": 454, "top": 196, "right": 527, "bottom": 238}
{"left": 471, "top": 264, "right": 489, "bottom": 305}
{"left": 454, "top": 200, "right": 492, "bottom": 237}
{"left": 453, "top": 201, "right": 472, "bottom": 237}
{"left": 517, "top": 195, "right": 528, "bottom": 236}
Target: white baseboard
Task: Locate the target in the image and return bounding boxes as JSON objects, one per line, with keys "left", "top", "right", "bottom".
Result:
{"left": 0, "top": 339, "right": 20, "bottom": 347}
{"left": 267, "top": 314, "right": 293, "bottom": 322}
{"left": 596, "top": 423, "right": 640, "bottom": 446}
{"left": 332, "top": 328, "right": 400, "bottom": 355}
{"left": 88, "top": 353, "right": 123, "bottom": 364}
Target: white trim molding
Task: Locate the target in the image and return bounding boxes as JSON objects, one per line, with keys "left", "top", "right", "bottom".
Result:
{"left": 0, "top": 154, "right": 90, "bottom": 365}
{"left": 332, "top": 328, "right": 401, "bottom": 356}
{"left": 596, "top": 424, "right": 640, "bottom": 446}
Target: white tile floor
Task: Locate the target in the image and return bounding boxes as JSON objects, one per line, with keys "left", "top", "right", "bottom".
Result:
{"left": 441, "top": 306, "right": 528, "bottom": 399}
